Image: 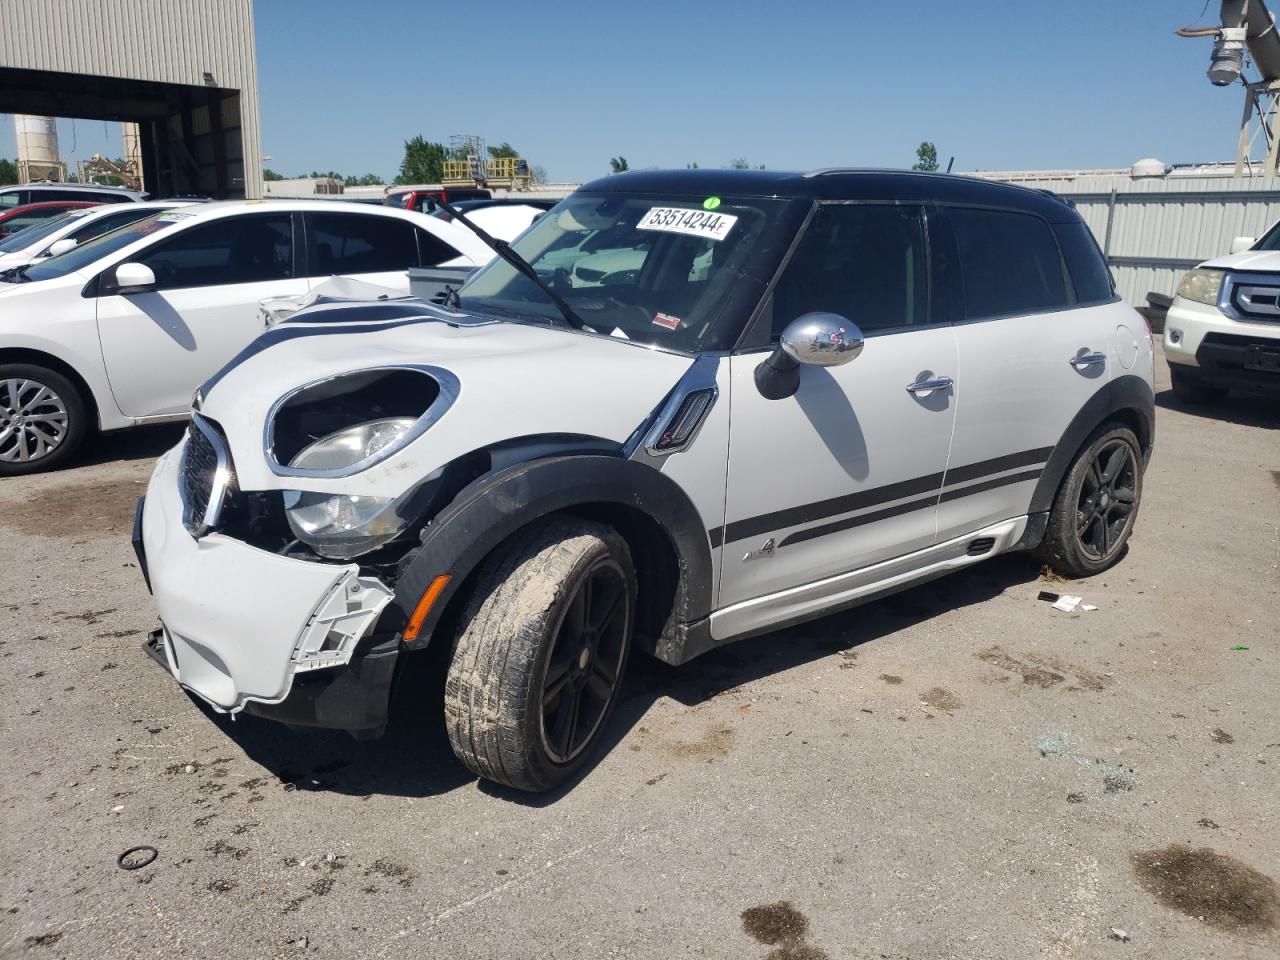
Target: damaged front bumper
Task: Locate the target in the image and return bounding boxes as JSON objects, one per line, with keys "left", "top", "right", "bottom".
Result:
{"left": 135, "top": 446, "right": 398, "bottom": 733}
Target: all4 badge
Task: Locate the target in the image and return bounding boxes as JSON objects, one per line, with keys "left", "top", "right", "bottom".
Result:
{"left": 742, "top": 538, "right": 775, "bottom": 562}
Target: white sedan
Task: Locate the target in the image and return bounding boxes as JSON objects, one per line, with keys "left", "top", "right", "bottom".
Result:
{"left": 0, "top": 199, "right": 493, "bottom": 473}
{"left": 0, "top": 200, "right": 200, "bottom": 273}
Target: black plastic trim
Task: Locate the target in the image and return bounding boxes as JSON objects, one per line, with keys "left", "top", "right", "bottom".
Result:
{"left": 131, "top": 496, "right": 151, "bottom": 593}
{"left": 1027, "top": 375, "right": 1155, "bottom": 515}
{"left": 387, "top": 454, "right": 715, "bottom": 653}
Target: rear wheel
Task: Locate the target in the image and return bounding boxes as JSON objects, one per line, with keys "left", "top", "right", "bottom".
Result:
{"left": 444, "top": 517, "right": 636, "bottom": 792}
{"left": 1037, "top": 423, "right": 1143, "bottom": 578}
{"left": 0, "top": 364, "right": 89, "bottom": 475}
{"left": 1169, "top": 364, "right": 1227, "bottom": 404}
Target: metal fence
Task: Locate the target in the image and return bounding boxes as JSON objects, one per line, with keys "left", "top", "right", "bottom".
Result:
{"left": 981, "top": 171, "right": 1280, "bottom": 305}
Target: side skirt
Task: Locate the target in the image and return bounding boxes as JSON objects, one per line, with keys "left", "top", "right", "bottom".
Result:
{"left": 707, "top": 517, "right": 1028, "bottom": 643}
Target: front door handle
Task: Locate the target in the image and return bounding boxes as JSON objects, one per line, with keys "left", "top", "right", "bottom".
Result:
{"left": 1069, "top": 351, "right": 1107, "bottom": 368}
{"left": 906, "top": 376, "right": 954, "bottom": 395}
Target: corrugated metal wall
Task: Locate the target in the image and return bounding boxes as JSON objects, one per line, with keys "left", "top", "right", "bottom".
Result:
{"left": 981, "top": 171, "right": 1280, "bottom": 305}
{"left": 0, "top": 0, "right": 262, "bottom": 197}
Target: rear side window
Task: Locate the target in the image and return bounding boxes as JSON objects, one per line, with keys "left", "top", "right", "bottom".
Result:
{"left": 1053, "top": 221, "right": 1114, "bottom": 303}
{"left": 948, "top": 208, "right": 1067, "bottom": 319}
{"left": 415, "top": 228, "right": 460, "bottom": 266}
{"left": 137, "top": 214, "right": 293, "bottom": 289}
{"left": 71, "top": 208, "right": 155, "bottom": 245}
{"left": 0, "top": 192, "right": 22, "bottom": 208}
{"left": 309, "top": 212, "right": 419, "bottom": 275}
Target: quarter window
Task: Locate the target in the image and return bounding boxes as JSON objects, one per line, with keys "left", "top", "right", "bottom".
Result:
{"left": 770, "top": 204, "right": 928, "bottom": 337}
{"left": 136, "top": 214, "right": 293, "bottom": 289}
{"left": 948, "top": 207, "right": 1067, "bottom": 319}
{"left": 415, "top": 227, "right": 461, "bottom": 266}
{"left": 1053, "top": 221, "right": 1114, "bottom": 304}
{"left": 309, "top": 212, "right": 419, "bottom": 275}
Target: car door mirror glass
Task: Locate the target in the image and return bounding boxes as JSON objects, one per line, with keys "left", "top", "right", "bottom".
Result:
{"left": 780, "top": 312, "right": 864, "bottom": 366}
{"left": 46, "top": 238, "right": 77, "bottom": 257}
{"left": 1230, "top": 236, "right": 1255, "bottom": 254}
{"left": 115, "top": 261, "right": 157, "bottom": 293}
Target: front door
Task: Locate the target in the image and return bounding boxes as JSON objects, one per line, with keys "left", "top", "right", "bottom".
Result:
{"left": 96, "top": 212, "right": 306, "bottom": 418}
{"left": 718, "top": 203, "right": 958, "bottom": 608}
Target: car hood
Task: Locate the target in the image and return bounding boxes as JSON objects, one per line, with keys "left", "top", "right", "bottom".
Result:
{"left": 199, "top": 300, "right": 694, "bottom": 496}
{"left": 1200, "top": 249, "right": 1280, "bottom": 272}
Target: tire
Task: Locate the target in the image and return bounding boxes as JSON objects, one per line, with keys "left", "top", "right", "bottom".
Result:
{"left": 444, "top": 517, "right": 636, "bottom": 792}
{"left": 1169, "top": 364, "right": 1227, "bottom": 404}
{"left": 1037, "top": 423, "right": 1144, "bottom": 579}
{"left": 0, "top": 363, "right": 90, "bottom": 475}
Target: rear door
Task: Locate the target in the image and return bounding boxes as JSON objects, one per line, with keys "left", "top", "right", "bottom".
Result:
{"left": 304, "top": 210, "right": 462, "bottom": 292}
{"left": 936, "top": 206, "right": 1111, "bottom": 541}
{"left": 95, "top": 211, "right": 306, "bottom": 418}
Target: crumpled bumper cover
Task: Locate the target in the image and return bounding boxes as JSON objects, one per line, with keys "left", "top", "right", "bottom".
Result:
{"left": 137, "top": 446, "right": 396, "bottom": 728}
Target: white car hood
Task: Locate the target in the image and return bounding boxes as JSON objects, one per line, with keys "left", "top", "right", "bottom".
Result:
{"left": 200, "top": 303, "right": 694, "bottom": 496}
{"left": 1200, "top": 249, "right": 1280, "bottom": 272}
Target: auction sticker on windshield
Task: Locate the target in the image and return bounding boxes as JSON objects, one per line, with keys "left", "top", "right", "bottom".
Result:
{"left": 637, "top": 207, "right": 738, "bottom": 242}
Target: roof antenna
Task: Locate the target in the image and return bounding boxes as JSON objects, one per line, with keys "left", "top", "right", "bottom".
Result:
{"left": 945, "top": 156, "right": 954, "bottom": 174}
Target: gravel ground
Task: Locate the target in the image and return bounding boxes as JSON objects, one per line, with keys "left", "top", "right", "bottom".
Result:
{"left": 2, "top": 349, "right": 1278, "bottom": 960}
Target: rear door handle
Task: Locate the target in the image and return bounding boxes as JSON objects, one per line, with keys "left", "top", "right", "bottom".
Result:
{"left": 906, "top": 376, "right": 954, "bottom": 394}
{"left": 1069, "top": 351, "right": 1107, "bottom": 368}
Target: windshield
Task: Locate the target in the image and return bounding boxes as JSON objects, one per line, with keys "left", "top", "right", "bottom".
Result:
{"left": 457, "top": 192, "right": 796, "bottom": 352}
{"left": 20, "top": 210, "right": 189, "bottom": 283}
{"left": 0, "top": 211, "right": 85, "bottom": 253}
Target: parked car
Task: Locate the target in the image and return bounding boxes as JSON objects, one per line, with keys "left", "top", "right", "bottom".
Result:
{"left": 431, "top": 197, "right": 556, "bottom": 238}
{"left": 1163, "top": 226, "right": 1280, "bottom": 401}
{"left": 0, "top": 200, "right": 199, "bottom": 273}
{"left": 0, "top": 182, "right": 143, "bottom": 207}
{"left": 134, "top": 169, "right": 1154, "bottom": 792}
{"left": 0, "top": 201, "right": 100, "bottom": 240}
{"left": 383, "top": 186, "right": 491, "bottom": 213}
{"left": 0, "top": 199, "right": 494, "bottom": 473}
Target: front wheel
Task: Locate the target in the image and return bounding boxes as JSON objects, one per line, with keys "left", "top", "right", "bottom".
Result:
{"left": 1037, "top": 423, "right": 1144, "bottom": 578}
{"left": 0, "top": 364, "right": 89, "bottom": 475}
{"left": 444, "top": 517, "right": 636, "bottom": 792}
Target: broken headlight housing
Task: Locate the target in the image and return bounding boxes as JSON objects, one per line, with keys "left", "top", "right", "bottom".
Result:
{"left": 283, "top": 419, "right": 424, "bottom": 559}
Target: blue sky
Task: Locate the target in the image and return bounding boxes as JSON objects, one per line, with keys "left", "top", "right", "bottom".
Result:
{"left": 0, "top": 1, "right": 1249, "bottom": 183}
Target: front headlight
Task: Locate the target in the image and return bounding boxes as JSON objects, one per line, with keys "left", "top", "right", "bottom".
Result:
{"left": 1176, "top": 268, "right": 1225, "bottom": 306}
{"left": 282, "top": 418, "right": 421, "bottom": 559}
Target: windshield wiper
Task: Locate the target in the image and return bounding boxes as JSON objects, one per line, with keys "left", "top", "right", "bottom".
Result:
{"left": 433, "top": 197, "right": 585, "bottom": 330}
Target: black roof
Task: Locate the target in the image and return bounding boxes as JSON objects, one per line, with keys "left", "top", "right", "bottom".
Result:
{"left": 579, "top": 168, "right": 1077, "bottom": 222}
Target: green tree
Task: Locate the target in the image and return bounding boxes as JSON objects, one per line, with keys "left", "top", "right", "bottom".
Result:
{"left": 686, "top": 162, "right": 699, "bottom": 169}
{"left": 531, "top": 165, "right": 548, "bottom": 184}
{"left": 0, "top": 158, "right": 17, "bottom": 185}
{"left": 912, "top": 141, "right": 939, "bottom": 172}
{"left": 609, "top": 156, "right": 629, "bottom": 174}
{"left": 487, "top": 142, "right": 519, "bottom": 160}
{"left": 263, "top": 167, "right": 285, "bottom": 181}
{"left": 728, "top": 157, "right": 749, "bottom": 170}
{"left": 396, "top": 136, "right": 447, "bottom": 185}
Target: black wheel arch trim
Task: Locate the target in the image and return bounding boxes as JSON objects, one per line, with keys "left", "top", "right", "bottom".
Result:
{"left": 1027, "top": 373, "right": 1154, "bottom": 517}
{"left": 384, "top": 453, "right": 715, "bottom": 655}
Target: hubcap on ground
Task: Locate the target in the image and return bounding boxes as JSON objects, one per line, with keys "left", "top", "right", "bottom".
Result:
{"left": 539, "top": 560, "right": 629, "bottom": 764}
{"left": 1074, "top": 439, "right": 1138, "bottom": 561}
{"left": 0, "top": 378, "right": 68, "bottom": 463}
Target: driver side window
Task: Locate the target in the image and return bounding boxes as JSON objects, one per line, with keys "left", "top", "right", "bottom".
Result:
{"left": 136, "top": 214, "right": 293, "bottom": 290}
{"left": 769, "top": 204, "right": 928, "bottom": 339}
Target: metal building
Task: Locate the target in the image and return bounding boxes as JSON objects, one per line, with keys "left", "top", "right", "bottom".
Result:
{"left": 0, "top": 0, "right": 263, "bottom": 199}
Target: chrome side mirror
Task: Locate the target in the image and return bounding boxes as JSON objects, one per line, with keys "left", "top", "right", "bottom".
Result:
{"left": 755, "top": 312, "right": 864, "bottom": 400}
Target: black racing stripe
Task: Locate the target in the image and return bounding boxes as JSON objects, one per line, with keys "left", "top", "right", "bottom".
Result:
{"left": 718, "top": 445, "right": 1054, "bottom": 547}
{"left": 778, "top": 493, "right": 938, "bottom": 548}
{"left": 707, "top": 526, "right": 724, "bottom": 549}
{"left": 721, "top": 470, "right": 945, "bottom": 545}
{"left": 942, "top": 447, "right": 1054, "bottom": 487}
{"left": 938, "top": 468, "right": 1042, "bottom": 503}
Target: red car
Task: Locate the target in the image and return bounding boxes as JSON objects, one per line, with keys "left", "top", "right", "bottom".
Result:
{"left": 382, "top": 187, "right": 491, "bottom": 214}
{"left": 0, "top": 201, "right": 100, "bottom": 240}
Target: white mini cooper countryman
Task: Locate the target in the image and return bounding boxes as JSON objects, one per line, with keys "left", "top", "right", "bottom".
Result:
{"left": 135, "top": 170, "right": 1155, "bottom": 791}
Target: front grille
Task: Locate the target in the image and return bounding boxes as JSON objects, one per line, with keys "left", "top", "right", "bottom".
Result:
{"left": 179, "top": 414, "right": 233, "bottom": 537}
